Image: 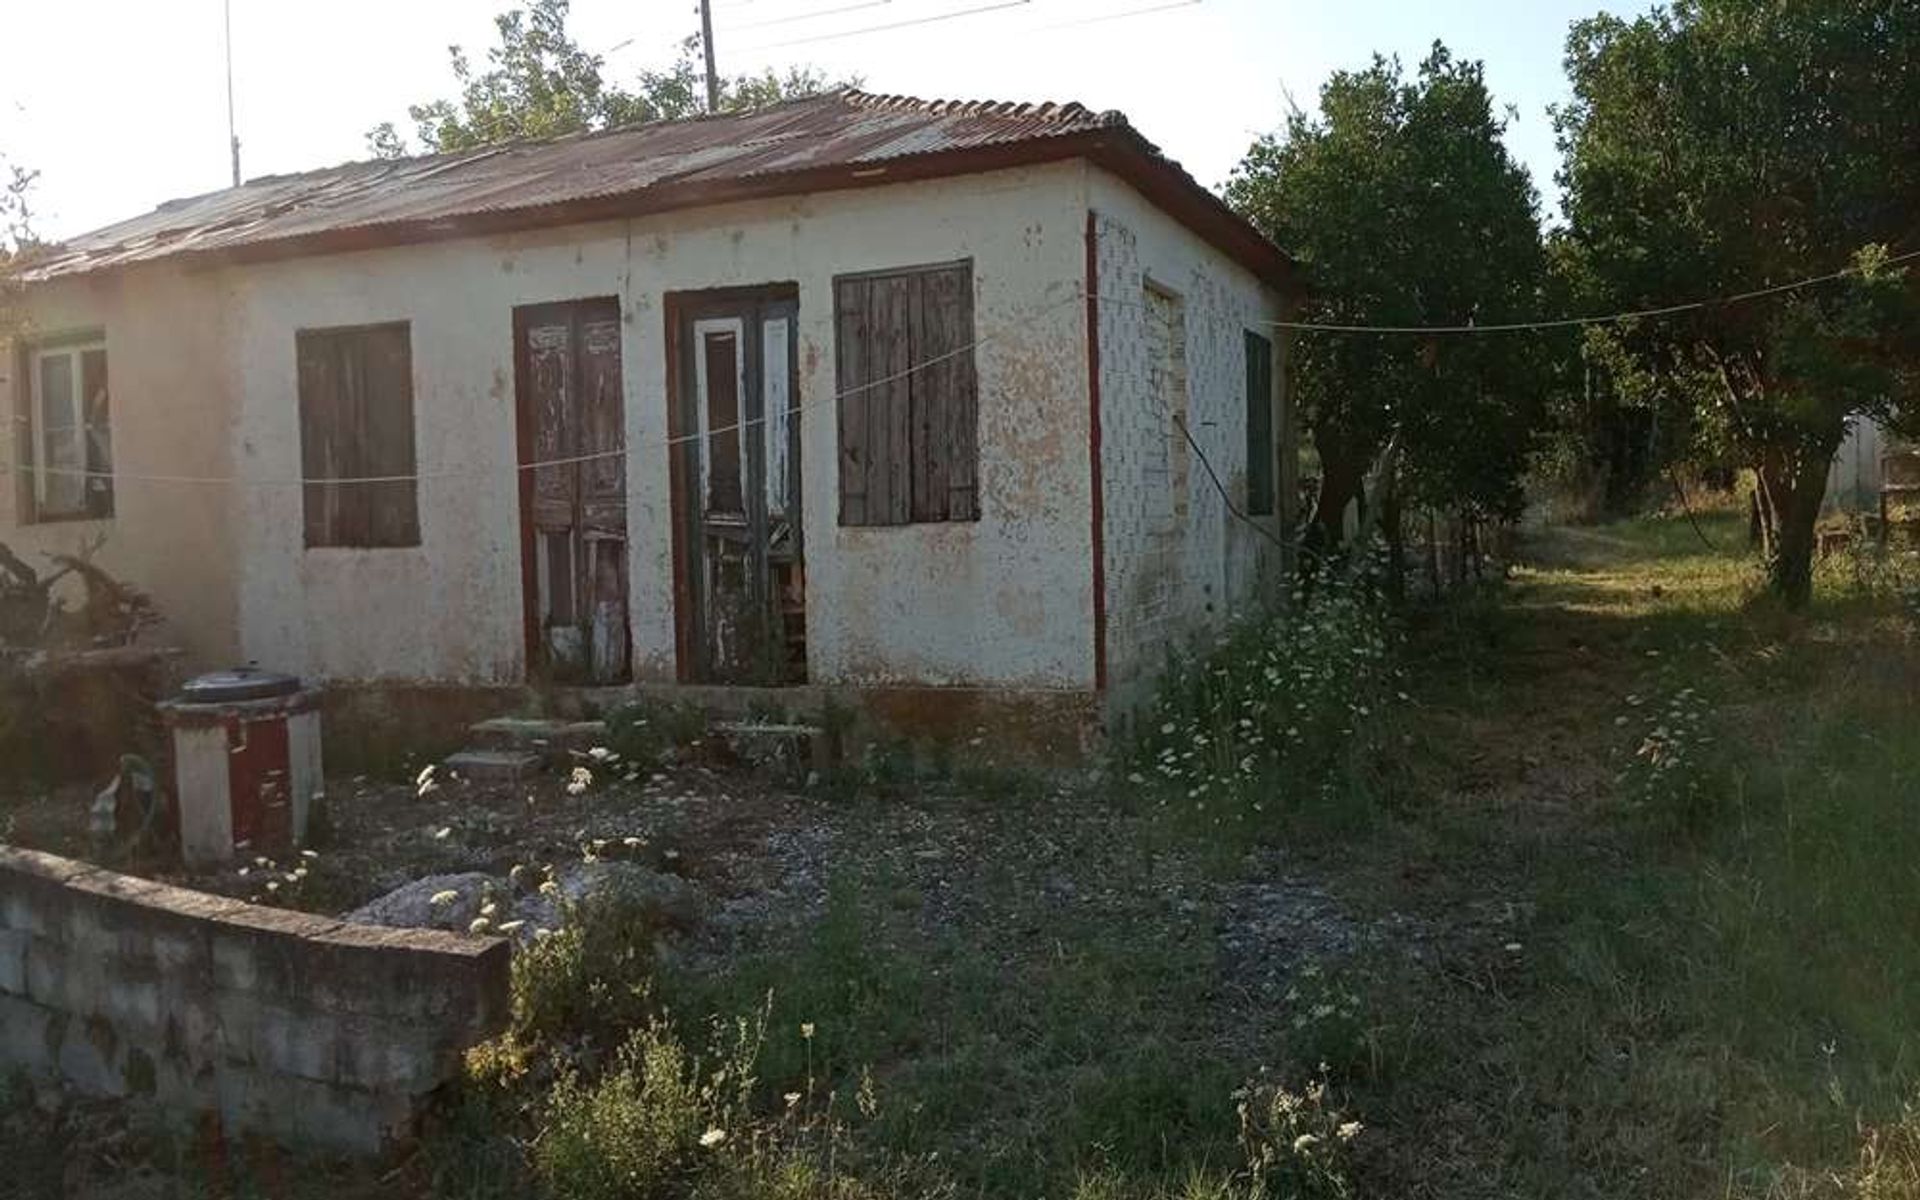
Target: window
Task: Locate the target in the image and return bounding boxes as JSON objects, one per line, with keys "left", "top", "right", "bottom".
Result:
{"left": 22, "top": 341, "right": 113, "bottom": 521}
{"left": 1245, "top": 330, "right": 1276, "bottom": 516}
{"left": 296, "top": 322, "right": 419, "bottom": 548}
{"left": 1143, "top": 282, "right": 1189, "bottom": 533}
{"left": 833, "top": 260, "right": 979, "bottom": 525}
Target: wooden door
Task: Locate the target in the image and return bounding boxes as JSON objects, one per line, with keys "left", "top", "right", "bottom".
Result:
{"left": 670, "top": 288, "right": 805, "bottom": 685}
{"left": 514, "top": 297, "right": 630, "bottom": 683}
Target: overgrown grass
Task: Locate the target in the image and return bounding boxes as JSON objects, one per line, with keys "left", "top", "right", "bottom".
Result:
{"left": 1330, "top": 511, "right": 1920, "bottom": 1198}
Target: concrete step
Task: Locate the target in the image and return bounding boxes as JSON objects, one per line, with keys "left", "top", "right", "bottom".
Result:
{"left": 712, "top": 721, "right": 838, "bottom": 772}
{"left": 444, "top": 749, "right": 545, "bottom": 786}
{"left": 469, "top": 717, "right": 608, "bottom": 752}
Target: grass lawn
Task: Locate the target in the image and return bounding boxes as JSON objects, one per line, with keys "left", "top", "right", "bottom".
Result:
{"left": 8, "top": 512, "right": 1919, "bottom": 1198}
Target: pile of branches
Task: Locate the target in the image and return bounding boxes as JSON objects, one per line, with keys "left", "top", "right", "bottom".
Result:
{"left": 0, "top": 534, "right": 156, "bottom": 652}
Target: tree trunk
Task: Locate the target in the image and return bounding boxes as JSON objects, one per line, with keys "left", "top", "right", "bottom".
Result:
{"left": 1756, "top": 451, "right": 1832, "bottom": 610}
{"left": 1312, "top": 447, "right": 1368, "bottom": 550}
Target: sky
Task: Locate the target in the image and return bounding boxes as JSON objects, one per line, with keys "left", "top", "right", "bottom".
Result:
{"left": 1, "top": 0, "right": 1649, "bottom": 242}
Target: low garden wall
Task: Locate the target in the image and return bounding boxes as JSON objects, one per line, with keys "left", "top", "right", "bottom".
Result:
{"left": 0, "top": 844, "right": 509, "bottom": 1155}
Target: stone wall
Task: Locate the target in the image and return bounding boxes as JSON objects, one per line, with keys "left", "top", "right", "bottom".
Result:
{"left": 0, "top": 844, "right": 509, "bottom": 1156}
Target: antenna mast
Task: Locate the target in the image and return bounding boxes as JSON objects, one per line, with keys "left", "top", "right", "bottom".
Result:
{"left": 225, "top": 0, "right": 241, "bottom": 187}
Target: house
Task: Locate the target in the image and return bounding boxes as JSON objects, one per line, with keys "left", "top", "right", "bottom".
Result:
{"left": 2, "top": 91, "right": 1300, "bottom": 744}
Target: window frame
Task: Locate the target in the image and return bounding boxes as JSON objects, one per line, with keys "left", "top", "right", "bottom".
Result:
{"left": 295, "top": 320, "right": 421, "bottom": 550}
{"left": 1143, "top": 278, "right": 1190, "bottom": 535}
{"left": 22, "top": 336, "right": 113, "bottom": 524}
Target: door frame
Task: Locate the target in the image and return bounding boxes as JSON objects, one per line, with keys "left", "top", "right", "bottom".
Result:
{"left": 512, "top": 295, "right": 629, "bottom": 682}
{"left": 663, "top": 282, "right": 802, "bottom": 684}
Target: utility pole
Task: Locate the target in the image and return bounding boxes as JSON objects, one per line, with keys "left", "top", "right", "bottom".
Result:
{"left": 698, "top": 0, "right": 720, "bottom": 113}
{"left": 224, "top": 0, "right": 241, "bottom": 187}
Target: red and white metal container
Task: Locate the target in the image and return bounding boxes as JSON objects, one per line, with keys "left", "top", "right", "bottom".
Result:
{"left": 159, "top": 668, "right": 323, "bottom": 866}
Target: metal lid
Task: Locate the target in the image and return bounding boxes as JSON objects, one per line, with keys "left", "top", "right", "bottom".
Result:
{"left": 176, "top": 668, "right": 303, "bottom": 704}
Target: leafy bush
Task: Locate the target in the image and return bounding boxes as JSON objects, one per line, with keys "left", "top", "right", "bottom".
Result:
{"left": 536, "top": 1019, "right": 743, "bottom": 1199}
{"left": 510, "top": 890, "right": 671, "bottom": 1050}
{"left": 605, "top": 698, "right": 709, "bottom": 776}
{"left": 1123, "top": 568, "right": 1405, "bottom": 832}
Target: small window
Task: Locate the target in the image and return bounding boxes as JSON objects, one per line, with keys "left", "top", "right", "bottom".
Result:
{"left": 296, "top": 322, "right": 419, "bottom": 548}
{"left": 1245, "top": 330, "right": 1276, "bottom": 516}
{"left": 21, "top": 341, "right": 113, "bottom": 521}
{"left": 1144, "top": 283, "right": 1189, "bottom": 533}
{"left": 834, "top": 261, "right": 979, "bottom": 525}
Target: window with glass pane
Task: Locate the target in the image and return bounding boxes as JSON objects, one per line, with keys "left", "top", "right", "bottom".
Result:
{"left": 28, "top": 342, "right": 113, "bottom": 521}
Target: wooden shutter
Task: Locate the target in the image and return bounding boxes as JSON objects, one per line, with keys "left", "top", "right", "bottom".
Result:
{"left": 834, "top": 280, "right": 872, "bottom": 525}
{"left": 1245, "top": 330, "right": 1275, "bottom": 517}
{"left": 298, "top": 323, "right": 419, "bottom": 548}
{"left": 834, "top": 261, "right": 978, "bottom": 526}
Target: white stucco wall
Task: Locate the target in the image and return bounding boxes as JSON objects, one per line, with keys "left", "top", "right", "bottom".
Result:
{"left": 4, "top": 159, "right": 1290, "bottom": 703}
{"left": 0, "top": 266, "right": 242, "bottom": 664}
{"left": 1090, "top": 168, "right": 1293, "bottom": 704}
{"left": 150, "top": 162, "right": 1093, "bottom": 689}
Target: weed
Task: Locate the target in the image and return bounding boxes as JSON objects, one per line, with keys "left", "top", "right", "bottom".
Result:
{"left": 605, "top": 698, "right": 709, "bottom": 775}
{"left": 509, "top": 889, "right": 671, "bottom": 1051}
{"left": 1123, "top": 566, "right": 1405, "bottom": 837}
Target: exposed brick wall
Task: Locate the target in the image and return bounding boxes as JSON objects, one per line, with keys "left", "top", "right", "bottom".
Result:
{"left": 1095, "top": 198, "right": 1291, "bottom": 710}
{"left": 0, "top": 845, "right": 509, "bottom": 1156}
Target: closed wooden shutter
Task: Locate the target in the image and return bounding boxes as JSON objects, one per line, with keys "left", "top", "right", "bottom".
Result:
{"left": 298, "top": 323, "right": 419, "bottom": 548}
{"left": 1245, "top": 330, "right": 1275, "bottom": 517}
{"left": 834, "top": 261, "right": 979, "bottom": 526}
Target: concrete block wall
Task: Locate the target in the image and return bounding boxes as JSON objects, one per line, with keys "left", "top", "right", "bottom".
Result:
{"left": 0, "top": 845, "right": 509, "bottom": 1156}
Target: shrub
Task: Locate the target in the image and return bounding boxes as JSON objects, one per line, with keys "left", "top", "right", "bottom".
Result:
{"left": 1123, "top": 567, "right": 1405, "bottom": 833}
{"left": 605, "top": 698, "right": 709, "bottom": 776}
{"left": 1234, "top": 1069, "right": 1363, "bottom": 1200}
{"left": 511, "top": 889, "right": 671, "bottom": 1050}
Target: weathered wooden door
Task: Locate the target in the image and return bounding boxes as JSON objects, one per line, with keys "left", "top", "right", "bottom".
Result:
{"left": 514, "top": 297, "right": 630, "bottom": 683}
{"left": 671, "top": 288, "right": 806, "bottom": 684}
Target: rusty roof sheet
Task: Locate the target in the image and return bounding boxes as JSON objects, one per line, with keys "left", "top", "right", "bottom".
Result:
{"left": 22, "top": 90, "right": 1288, "bottom": 285}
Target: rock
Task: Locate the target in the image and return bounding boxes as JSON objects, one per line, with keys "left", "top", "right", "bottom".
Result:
{"left": 341, "top": 871, "right": 498, "bottom": 932}
{"left": 517, "top": 860, "right": 703, "bottom": 931}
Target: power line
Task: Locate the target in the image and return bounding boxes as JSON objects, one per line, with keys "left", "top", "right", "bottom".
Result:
{"left": 745, "top": 0, "right": 1031, "bottom": 51}
{"left": 1262, "top": 247, "right": 1920, "bottom": 335}
{"left": 728, "top": 0, "right": 891, "bottom": 32}
{"left": 1031, "top": 0, "right": 1201, "bottom": 32}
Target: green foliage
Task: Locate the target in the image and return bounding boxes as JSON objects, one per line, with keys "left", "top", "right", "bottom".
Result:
{"left": 536, "top": 1019, "right": 749, "bottom": 1199}
{"left": 368, "top": 0, "right": 852, "bottom": 156}
{"left": 1556, "top": 0, "right": 1920, "bottom": 606}
{"left": 604, "top": 697, "right": 709, "bottom": 776}
{"left": 0, "top": 154, "right": 36, "bottom": 345}
{"left": 1614, "top": 680, "right": 1720, "bottom": 837}
{"left": 1226, "top": 45, "right": 1549, "bottom": 541}
{"left": 510, "top": 890, "right": 668, "bottom": 1049}
{"left": 1125, "top": 566, "right": 1404, "bottom": 835}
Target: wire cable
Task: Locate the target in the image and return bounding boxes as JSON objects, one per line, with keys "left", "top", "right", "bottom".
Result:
{"left": 728, "top": 0, "right": 891, "bottom": 32}
{"left": 1261, "top": 247, "right": 1920, "bottom": 335}
{"left": 744, "top": 0, "right": 1030, "bottom": 50}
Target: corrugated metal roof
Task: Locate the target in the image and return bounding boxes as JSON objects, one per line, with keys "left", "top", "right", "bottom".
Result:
{"left": 22, "top": 90, "right": 1291, "bottom": 286}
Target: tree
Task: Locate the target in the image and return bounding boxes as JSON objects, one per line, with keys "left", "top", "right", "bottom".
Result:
{"left": 1226, "top": 45, "right": 1550, "bottom": 558}
{"left": 0, "top": 156, "right": 37, "bottom": 346}
{"left": 368, "top": 1, "right": 850, "bottom": 157}
{"left": 1557, "top": 0, "right": 1920, "bottom": 607}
